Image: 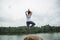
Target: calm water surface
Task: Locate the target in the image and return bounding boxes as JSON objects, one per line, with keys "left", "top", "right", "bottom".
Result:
{"left": 0, "top": 33, "right": 60, "bottom": 40}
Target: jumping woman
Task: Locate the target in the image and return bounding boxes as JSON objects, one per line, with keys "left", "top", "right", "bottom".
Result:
{"left": 25, "top": 9, "right": 35, "bottom": 34}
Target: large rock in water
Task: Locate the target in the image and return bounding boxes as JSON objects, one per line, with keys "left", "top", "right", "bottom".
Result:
{"left": 24, "top": 34, "right": 43, "bottom": 40}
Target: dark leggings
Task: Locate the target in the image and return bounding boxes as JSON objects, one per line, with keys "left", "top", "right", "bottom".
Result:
{"left": 26, "top": 21, "right": 35, "bottom": 33}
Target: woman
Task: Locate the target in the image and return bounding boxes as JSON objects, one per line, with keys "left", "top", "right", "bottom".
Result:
{"left": 25, "top": 9, "right": 35, "bottom": 33}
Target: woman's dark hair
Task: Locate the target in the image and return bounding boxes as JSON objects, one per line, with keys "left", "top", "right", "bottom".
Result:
{"left": 28, "top": 11, "right": 31, "bottom": 14}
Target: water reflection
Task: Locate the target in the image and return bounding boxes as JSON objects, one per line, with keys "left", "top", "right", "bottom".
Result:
{"left": 0, "top": 33, "right": 60, "bottom": 40}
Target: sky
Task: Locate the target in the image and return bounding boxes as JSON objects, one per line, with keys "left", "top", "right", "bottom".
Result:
{"left": 0, "top": 0, "right": 60, "bottom": 27}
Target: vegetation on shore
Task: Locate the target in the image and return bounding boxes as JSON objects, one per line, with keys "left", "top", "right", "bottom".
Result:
{"left": 0, "top": 24, "right": 60, "bottom": 35}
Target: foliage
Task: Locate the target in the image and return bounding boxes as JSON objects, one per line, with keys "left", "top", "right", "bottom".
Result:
{"left": 0, "top": 25, "right": 60, "bottom": 35}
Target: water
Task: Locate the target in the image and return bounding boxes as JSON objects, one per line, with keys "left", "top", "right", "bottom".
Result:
{"left": 0, "top": 33, "right": 60, "bottom": 40}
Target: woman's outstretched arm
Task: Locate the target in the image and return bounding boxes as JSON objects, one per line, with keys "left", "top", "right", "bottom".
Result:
{"left": 25, "top": 11, "right": 28, "bottom": 15}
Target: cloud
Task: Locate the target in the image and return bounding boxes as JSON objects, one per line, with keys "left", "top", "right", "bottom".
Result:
{"left": 0, "top": 0, "right": 60, "bottom": 27}
{"left": 0, "top": 17, "right": 15, "bottom": 22}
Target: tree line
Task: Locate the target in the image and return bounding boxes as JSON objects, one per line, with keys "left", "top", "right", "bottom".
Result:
{"left": 0, "top": 25, "right": 60, "bottom": 35}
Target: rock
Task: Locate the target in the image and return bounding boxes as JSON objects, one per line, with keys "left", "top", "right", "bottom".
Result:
{"left": 24, "top": 34, "right": 43, "bottom": 40}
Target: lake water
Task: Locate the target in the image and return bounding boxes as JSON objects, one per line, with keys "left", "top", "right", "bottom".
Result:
{"left": 0, "top": 33, "right": 60, "bottom": 40}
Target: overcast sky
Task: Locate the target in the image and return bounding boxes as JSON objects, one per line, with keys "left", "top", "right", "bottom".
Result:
{"left": 0, "top": 0, "right": 60, "bottom": 27}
